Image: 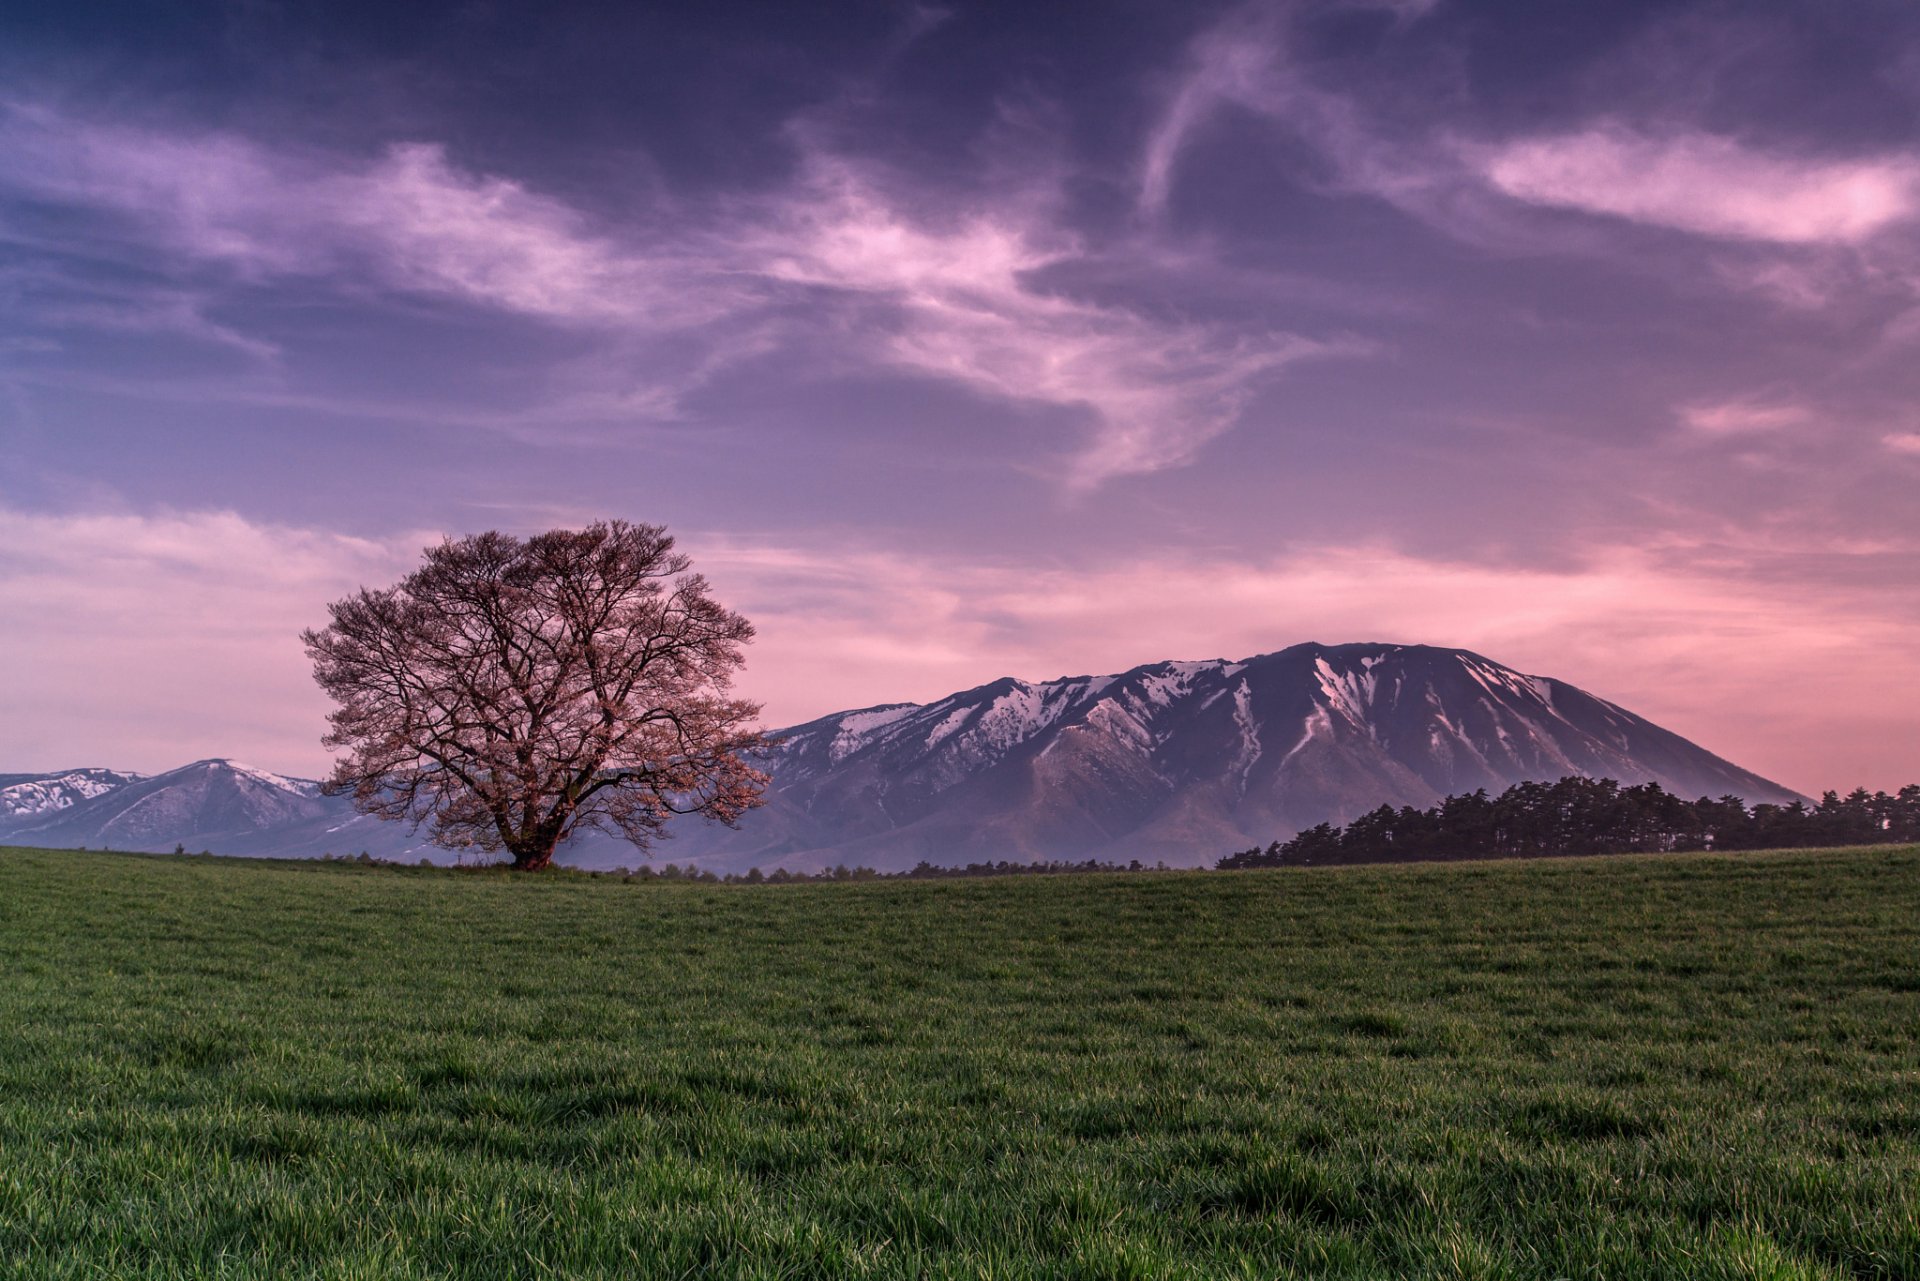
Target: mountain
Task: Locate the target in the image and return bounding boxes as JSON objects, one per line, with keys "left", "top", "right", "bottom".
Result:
{"left": 0, "top": 769, "right": 146, "bottom": 822}
{"left": 0, "top": 759, "right": 432, "bottom": 860}
{"left": 0, "top": 643, "right": 1803, "bottom": 872}
{"left": 0, "top": 758, "right": 614, "bottom": 864}
{"left": 644, "top": 642, "right": 1803, "bottom": 873}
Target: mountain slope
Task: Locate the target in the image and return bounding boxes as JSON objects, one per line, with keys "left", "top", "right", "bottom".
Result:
{"left": 0, "top": 769, "right": 145, "bottom": 822}
{"left": 0, "top": 760, "right": 409, "bottom": 858}
{"left": 647, "top": 642, "right": 1801, "bottom": 873}
{"left": 0, "top": 759, "right": 620, "bottom": 865}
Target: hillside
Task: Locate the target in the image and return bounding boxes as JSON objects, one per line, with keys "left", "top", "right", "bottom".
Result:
{"left": 2, "top": 842, "right": 1914, "bottom": 1279}
{"left": 0, "top": 768, "right": 145, "bottom": 821}
{"left": 0, "top": 759, "right": 441, "bottom": 861}
{"left": 660, "top": 641, "right": 1801, "bottom": 872}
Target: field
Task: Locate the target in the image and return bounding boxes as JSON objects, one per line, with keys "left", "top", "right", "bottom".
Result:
{"left": 2, "top": 845, "right": 1917, "bottom": 1280}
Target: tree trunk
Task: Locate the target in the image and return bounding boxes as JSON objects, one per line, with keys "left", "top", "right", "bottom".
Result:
{"left": 509, "top": 841, "right": 557, "bottom": 871}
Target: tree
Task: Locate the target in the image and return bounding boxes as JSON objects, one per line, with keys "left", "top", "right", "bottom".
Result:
{"left": 303, "top": 521, "right": 770, "bottom": 871}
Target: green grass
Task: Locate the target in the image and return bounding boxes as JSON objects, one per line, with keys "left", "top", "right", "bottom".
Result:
{"left": 2, "top": 844, "right": 1917, "bottom": 1280}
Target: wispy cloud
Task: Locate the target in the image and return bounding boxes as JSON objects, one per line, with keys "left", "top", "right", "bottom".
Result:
{"left": 1341, "top": 0, "right": 1442, "bottom": 20}
{"left": 760, "top": 158, "right": 1356, "bottom": 484}
{"left": 5, "top": 499, "right": 1912, "bottom": 791}
{"left": 1, "top": 106, "right": 699, "bottom": 324}
{"left": 24, "top": 290, "right": 281, "bottom": 363}
{"left": 1137, "top": 10, "right": 1571, "bottom": 250}
{"left": 1137, "top": 8, "right": 1449, "bottom": 227}
{"left": 1678, "top": 397, "right": 1808, "bottom": 437}
{"left": 1140, "top": 12, "right": 1285, "bottom": 216}
{"left": 1139, "top": 12, "right": 1920, "bottom": 272}
{"left": 0, "top": 101, "right": 1349, "bottom": 486}
{"left": 1478, "top": 127, "right": 1920, "bottom": 245}
{"left": 0, "top": 503, "right": 426, "bottom": 775}
{"left": 1885, "top": 431, "right": 1920, "bottom": 456}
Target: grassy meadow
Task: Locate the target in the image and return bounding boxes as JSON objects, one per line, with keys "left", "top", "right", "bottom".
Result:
{"left": 2, "top": 843, "right": 1917, "bottom": 1279}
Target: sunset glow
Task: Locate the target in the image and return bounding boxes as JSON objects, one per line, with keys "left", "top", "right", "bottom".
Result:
{"left": 2, "top": 1, "right": 1916, "bottom": 794}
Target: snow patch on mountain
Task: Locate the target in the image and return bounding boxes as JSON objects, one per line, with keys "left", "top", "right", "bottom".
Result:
{"left": 0, "top": 769, "right": 145, "bottom": 819}
{"left": 923, "top": 704, "right": 974, "bottom": 751}
{"left": 826, "top": 705, "right": 918, "bottom": 762}
{"left": 1315, "top": 656, "right": 1379, "bottom": 730}
{"left": 1280, "top": 707, "right": 1331, "bottom": 769}
{"left": 971, "top": 682, "right": 1059, "bottom": 752}
{"left": 220, "top": 760, "right": 323, "bottom": 796}
{"left": 1134, "top": 660, "right": 1234, "bottom": 709}
{"left": 1230, "top": 680, "right": 1261, "bottom": 793}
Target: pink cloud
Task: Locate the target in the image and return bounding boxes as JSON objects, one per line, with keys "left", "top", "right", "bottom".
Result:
{"left": 702, "top": 534, "right": 1920, "bottom": 795}
{"left": 2, "top": 103, "right": 1347, "bottom": 488}
{"left": 1885, "top": 431, "right": 1920, "bottom": 455}
{"left": 1678, "top": 397, "right": 1808, "bottom": 436}
{"left": 1140, "top": 15, "right": 1285, "bottom": 216}
{"left": 4, "top": 503, "right": 1913, "bottom": 793}
{"left": 1479, "top": 127, "right": 1920, "bottom": 245}
{"left": 758, "top": 160, "right": 1356, "bottom": 484}
{"left": 0, "top": 505, "right": 427, "bottom": 776}
{"left": 1137, "top": 9, "right": 1920, "bottom": 335}
{"left": 1, "top": 107, "right": 696, "bottom": 324}
{"left": 1136, "top": 14, "right": 1582, "bottom": 251}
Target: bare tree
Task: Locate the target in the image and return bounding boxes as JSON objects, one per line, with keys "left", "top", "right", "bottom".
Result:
{"left": 303, "top": 521, "right": 769, "bottom": 871}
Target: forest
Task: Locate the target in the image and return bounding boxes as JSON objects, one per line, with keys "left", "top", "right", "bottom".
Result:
{"left": 1218, "top": 776, "right": 1920, "bottom": 869}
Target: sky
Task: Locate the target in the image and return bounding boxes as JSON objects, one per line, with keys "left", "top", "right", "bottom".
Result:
{"left": 2, "top": 0, "right": 1918, "bottom": 794}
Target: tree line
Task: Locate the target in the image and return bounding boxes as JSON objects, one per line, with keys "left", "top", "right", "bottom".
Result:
{"left": 1218, "top": 776, "right": 1920, "bottom": 869}
{"left": 594, "top": 858, "right": 1170, "bottom": 883}
{"left": 317, "top": 851, "right": 1172, "bottom": 882}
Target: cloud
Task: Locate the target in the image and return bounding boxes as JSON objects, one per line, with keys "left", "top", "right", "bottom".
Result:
{"left": 0, "top": 102, "right": 1347, "bottom": 487}
{"left": 3, "top": 502, "right": 1914, "bottom": 792}
{"left": 0, "top": 504, "right": 425, "bottom": 776}
{"left": 759, "top": 159, "right": 1357, "bottom": 484}
{"left": 1140, "top": 13, "right": 1286, "bottom": 216}
{"left": 705, "top": 531, "right": 1920, "bottom": 794}
{"left": 25, "top": 287, "right": 281, "bottom": 362}
{"left": 1345, "top": 0, "right": 1441, "bottom": 16}
{"left": 338, "top": 143, "right": 687, "bottom": 322}
{"left": 1712, "top": 254, "right": 1877, "bottom": 312}
{"left": 1885, "top": 431, "right": 1920, "bottom": 456}
{"left": 1678, "top": 397, "right": 1808, "bottom": 436}
{"left": 1, "top": 106, "right": 697, "bottom": 324}
{"left": 1136, "top": 10, "right": 1565, "bottom": 249}
{"left": 1138, "top": 10, "right": 1920, "bottom": 297}
{"left": 1477, "top": 127, "right": 1920, "bottom": 245}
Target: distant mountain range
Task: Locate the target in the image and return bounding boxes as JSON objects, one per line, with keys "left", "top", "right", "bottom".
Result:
{"left": 0, "top": 768, "right": 145, "bottom": 821}
{"left": 0, "top": 642, "right": 1802, "bottom": 871}
{"left": 0, "top": 759, "right": 430, "bottom": 861}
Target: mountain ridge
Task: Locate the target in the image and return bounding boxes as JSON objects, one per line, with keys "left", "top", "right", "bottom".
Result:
{"left": 651, "top": 641, "right": 1799, "bottom": 872}
{"left": 0, "top": 768, "right": 147, "bottom": 822}
{"left": 0, "top": 642, "right": 1803, "bottom": 871}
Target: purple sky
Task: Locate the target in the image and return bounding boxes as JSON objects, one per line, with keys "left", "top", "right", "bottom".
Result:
{"left": 3, "top": 0, "right": 1918, "bottom": 794}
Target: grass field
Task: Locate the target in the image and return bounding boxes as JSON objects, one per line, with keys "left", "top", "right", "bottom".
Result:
{"left": 2, "top": 844, "right": 1917, "bottom": 1280}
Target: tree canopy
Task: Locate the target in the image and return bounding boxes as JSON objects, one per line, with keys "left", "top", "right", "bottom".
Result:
{"left": 1220, "top": 776, "right": 1920, "bottom": 869}
{"left": 304, "top": 521, "right": 769, "bottom": 870}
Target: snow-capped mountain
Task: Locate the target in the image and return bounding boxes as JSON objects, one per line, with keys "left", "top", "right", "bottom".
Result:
{"left": 0, "top": 758, "right": 583, "bottom": 863}
{"left": 0, "top": 769, "right": 146, "bottom": 821}
{"left": 648, "top": 642, "right": 1802, "bottom": 872}
{"left": 0, "top": 759, "right": 405, "bottom": 858}
{"left": 0, "top": 643, "right": 1802, "bottom": 871}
